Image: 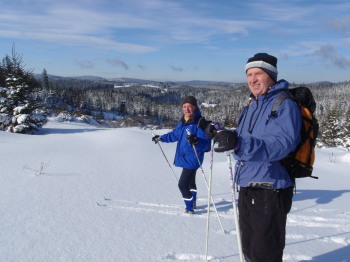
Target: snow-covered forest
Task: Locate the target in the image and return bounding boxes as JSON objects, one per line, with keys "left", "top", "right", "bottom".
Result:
{"left": 37, "top": 75, "right": 350, "bottom": 149}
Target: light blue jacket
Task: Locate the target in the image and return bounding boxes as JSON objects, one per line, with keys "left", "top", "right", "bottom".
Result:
{"left": 161, "top": 109, "right": 211, "bottom": 170}
{"left": 234, "top": 80, "right": 302, "bottom": 189}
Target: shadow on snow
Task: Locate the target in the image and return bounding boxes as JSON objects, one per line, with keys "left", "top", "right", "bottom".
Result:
{"left": 293, "top": 189, "right": 350, "bottom": 204}
{"left": 300, "top": 243, "right": 350, "bottom": 262}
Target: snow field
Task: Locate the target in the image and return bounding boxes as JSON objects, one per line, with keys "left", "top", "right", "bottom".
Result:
{"left": 0, "top": 120, "right": 349, "bottom": 261}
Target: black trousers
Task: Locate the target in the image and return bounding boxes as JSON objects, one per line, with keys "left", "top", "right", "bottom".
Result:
{"left": 178, "top": 168, "right": 197, "bottom": 199}
{"left": 238, "top": 186, "right": 294, "bottom": 262}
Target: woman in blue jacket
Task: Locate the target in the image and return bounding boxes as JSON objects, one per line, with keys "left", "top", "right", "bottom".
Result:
{"left": 152, "top": 96, "right": 211, "bottom": 213}
{"left": 207, "top": 53, "right": 302, "bottom": 262}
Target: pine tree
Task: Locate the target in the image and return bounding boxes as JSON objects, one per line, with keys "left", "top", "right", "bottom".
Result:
{"left": 42, "top": 68, "right": 50, "bottom": 89}
{"left": 0, "top": 47, "right": 47, "bottom": 133}
{"left": 321, "top": 108, "right": 342, "bottom": 147}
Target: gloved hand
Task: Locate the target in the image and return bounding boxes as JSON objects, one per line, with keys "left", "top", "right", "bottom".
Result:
{"left": 152, "top": 135, "right": 162, "bottom": 144}
{"left": 213, "top": 130, "right": 239, "bottom": 153}
{"left": 186, "top": 134, "right": 198, "bottom": 145}
{"left": 205, "top": 122, "right": 221, "bottom": 139}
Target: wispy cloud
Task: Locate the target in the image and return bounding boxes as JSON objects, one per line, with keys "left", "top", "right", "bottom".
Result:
{"left": 279, "top": 41, "right": 328, "bottom": 58}
{"left": 76, "top": 59, "right": 94, "bottom": 69}
{"left": 170, "top": 66, "right": 184, "bottom": 72}
{"left": 325, "top": 16, "right": 350, "bottom": 36}
{"left": 0, "top": 0, "right": 260, "bottom": 50}
{"left": 137, "top": 63, "right": 147, "bottom": 70}
{"left": 107, "top": 58, "right": 129, "bottom": 70}
{"left": 315, "top": 45, "right": 350, "bottom": 69}
{"left": 0, "top": 1, "right": 158, "bottom": 53}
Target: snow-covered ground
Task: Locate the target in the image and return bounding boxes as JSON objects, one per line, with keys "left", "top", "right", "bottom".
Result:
{"left": 0, "top": 120, "right": 349, "bottom": 262}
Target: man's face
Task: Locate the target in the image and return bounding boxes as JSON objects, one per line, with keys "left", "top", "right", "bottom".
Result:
{"left": 246, "top": 67, "right": 275, "bottom": 98}
{"left": 182, "top": 103, "right": 196, "bottom": 118}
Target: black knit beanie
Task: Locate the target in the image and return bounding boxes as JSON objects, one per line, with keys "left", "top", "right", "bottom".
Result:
{"left": 182, "top": 96, "right": 198, "bottom": 108}
{"left": 245, "top": 53, "right": 278, "bottom": 82}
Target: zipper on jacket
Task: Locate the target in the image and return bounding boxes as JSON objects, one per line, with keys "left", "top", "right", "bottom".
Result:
{"left": 235, "top": 161, "right": 244, "bottom": 185}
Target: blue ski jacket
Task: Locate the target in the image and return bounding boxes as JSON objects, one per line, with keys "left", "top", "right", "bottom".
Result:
{"left": 161, "top": 109, "right": 211, "bottom": 170}
{"left": 234, "top": 80, "right": 302, "bottom": 189}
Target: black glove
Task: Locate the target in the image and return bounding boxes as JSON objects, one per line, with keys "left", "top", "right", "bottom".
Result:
{"left": 186, "top": 134, "right": 198, "bottom": 145}
{"left": 205, "top": 122, "right": 221, "bottom": 139}
{"left": 213, "top": 130, "right": 239, "bottom": 153}
{"left": 152, "top": 135, "right": 162, "bottom": 144}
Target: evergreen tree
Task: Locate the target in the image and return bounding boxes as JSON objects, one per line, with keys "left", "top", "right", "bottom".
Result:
{"left": 0, "top": 47, "right": 47, "bottom": 133}
{"left": 42, "top": 68, "right": 50, "bottom": 89}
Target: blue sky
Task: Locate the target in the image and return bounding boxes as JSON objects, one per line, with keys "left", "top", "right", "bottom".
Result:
{"left": 1, "top": 0, "right": 350, "bottom": 83}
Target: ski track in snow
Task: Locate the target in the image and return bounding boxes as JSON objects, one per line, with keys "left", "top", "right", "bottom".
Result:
{"left": 287, "top": 208, "right": 350, "bottom": 246}
{"left": 97, "top": 197, "right": 236, "bottom": 219}
{"left": 99, "top": 197, "right": 350, "bottom": 261}
{"left": 283, "top": 207, "right": 350, "bottom": 261}
{"left": 163, "top": 252, "right": 216, "bottom": 261}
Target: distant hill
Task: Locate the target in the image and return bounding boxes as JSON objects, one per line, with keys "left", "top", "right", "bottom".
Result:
{"left": 69, "top": 76, "right": 107, "bottom": 81}
{"left": 175, "top": 80, "right": 234, "bottom": 85}
{"left": 33, "top": 74, "right": 105, "bottom": 81}
{"left": 108, "top": 77, "right": 156, "bottom": 83}
{"left": 307, "top": 81, "right": 333, "bottom": 86}
{"left": 34, "top": 74, "right": 334, "bottom": 87}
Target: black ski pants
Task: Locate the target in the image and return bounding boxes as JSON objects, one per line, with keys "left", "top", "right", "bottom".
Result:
{"left": 178, "top": 168, "right": 197, "bottom": 199}
{"left": 238, "top": 186, "right": 294, "bottom": 262}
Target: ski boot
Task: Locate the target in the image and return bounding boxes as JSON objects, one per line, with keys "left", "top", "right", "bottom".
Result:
{"left": 184, "top": 198, "right": 194, "bottom": 214}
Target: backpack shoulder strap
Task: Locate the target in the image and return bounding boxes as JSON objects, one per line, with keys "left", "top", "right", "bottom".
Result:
{"left": 197, "top": 117, "right": 211, "bottom": 130}
{"left": 271, "top": 90, "right": 293, "bottom": 115}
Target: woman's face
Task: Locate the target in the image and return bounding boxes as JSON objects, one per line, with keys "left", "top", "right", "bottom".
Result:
{"left": 182, "top": 103, "right": 196, "bottom": 118}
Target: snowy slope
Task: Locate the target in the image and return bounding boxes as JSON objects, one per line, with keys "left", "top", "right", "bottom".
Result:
{"left": 0, "top": 120, "right": 349, "bottom": 262}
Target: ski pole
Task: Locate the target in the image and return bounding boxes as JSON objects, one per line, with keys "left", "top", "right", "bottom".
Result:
{"left": 152, "top": 133, "right": 178, "bottom": 182}
{"left": 186, "top": 128, "right": 225, "bottom": 233}
{"left": 226, "top": 151, "right": 244, "bottom": 262}
{"left": 205, "top": 139, "right": 214, "bottom": 261}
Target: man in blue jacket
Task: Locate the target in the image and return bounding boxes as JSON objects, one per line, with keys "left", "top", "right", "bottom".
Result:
{"left": 207, "top": 53, "right": 302, "bottom": 262}
{"left": 153, "top": 96, "right": 211, "bottom": 213}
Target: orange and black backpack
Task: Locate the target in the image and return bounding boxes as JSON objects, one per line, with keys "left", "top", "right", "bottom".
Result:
{"left": 272, "top": 86, "right": 319, "bottom": 181}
